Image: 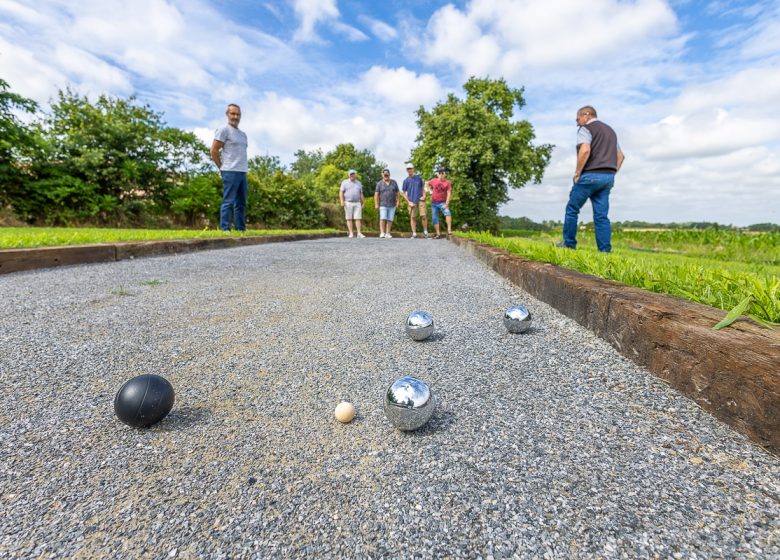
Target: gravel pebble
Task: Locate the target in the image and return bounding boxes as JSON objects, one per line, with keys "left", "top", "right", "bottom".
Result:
{"left": 1, "top": 237, "right": 778, "bottom": 558}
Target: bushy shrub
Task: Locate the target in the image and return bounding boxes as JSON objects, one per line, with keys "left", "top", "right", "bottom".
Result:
{"left": 246, "top": 171, "right": 324, "bottom": 229}
{"left": 12, "top": 175, "right": 117, "bottom": 225}
{"left": 169, "top": 174, "right": 222, "bottom": 226}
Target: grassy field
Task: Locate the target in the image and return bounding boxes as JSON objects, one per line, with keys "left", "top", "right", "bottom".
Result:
{"left": 466, "top": 229, "right": 780, "bottom": 327}
{"left": 0, "top": 227, "right": 337, "bottom": 249}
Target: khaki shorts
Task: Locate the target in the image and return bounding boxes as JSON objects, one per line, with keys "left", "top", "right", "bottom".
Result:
{"left": 408, "top": 200, "right": 425, "bottom": 216}
{"left": 344, "top": 201, "right": 362, "bottom": 220}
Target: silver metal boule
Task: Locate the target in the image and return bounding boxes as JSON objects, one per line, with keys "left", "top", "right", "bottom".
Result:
{"left": 405, "top": 311, "right": 434, "bottom": 341}
{"left": 503, "top": 305, "right": 532, "bottom": 333}
{"left": 383, "top": 376, "right": 436, "bottom": 431}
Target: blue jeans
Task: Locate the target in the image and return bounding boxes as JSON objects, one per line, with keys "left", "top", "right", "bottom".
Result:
{"left": 563, "top": 173, "right": 614, "bottom": 252}
{"left": 431, "top": 202, "right": 451, "bottom": 225}
{"left": 220, "top": 171, "right": 247, "bottom": 231}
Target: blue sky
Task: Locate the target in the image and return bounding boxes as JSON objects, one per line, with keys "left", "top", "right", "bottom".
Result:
{"left": 1, "top": 0, "right": 779, "bottom": 225}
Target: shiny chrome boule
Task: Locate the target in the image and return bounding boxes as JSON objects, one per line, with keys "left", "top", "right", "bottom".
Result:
{"left": 384, "top": 376, "right": 436, "bottom": 431}
{"left": 503, "top": 305, "right": 532, "bottom": 333}
{"left": 405, "top": 311, "right": 434, "bottom": 341}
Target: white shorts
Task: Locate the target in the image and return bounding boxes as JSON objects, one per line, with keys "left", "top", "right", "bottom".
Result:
{"left": 344, "top": 201, "right": 362, "bottom": 220}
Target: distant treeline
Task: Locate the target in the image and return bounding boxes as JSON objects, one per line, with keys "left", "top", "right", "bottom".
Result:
{"left": 499, "top": 216, "right": 779, "bottom": 233}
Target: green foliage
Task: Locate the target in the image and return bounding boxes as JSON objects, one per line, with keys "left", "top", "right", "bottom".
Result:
{"left": 314, "top": 163, "right": 347, "bottom": 201}
{"left": 411, "top": 77, "right": 552, "bottom": 233}
{"left": 323, "top": 143, "right": 387, "bottom": 196}
{"left": 169, "top": 174, "right": 222, "bottom": 226}
{"left": 0, "top": 79, "right": 39, "bottom": 207}
{"left": 465, "top": 231, "right": 780, "bottom": 326}
{"left": 499, "top": 215, "right": 560, "bottom": 231}
{"left": 246, "top": 170, "right": 324, "bottom": 229}
{"left": 290, "top": 148, "right": 324, "bottom": 179}
{"left": 248, "top": 154, "right": 285, "bottom": 177}
{"left": 17, "top": 88, "right": 208, "bottom": 223}
{"left": 11, "top": 173, "right": 119, "bottom": 225}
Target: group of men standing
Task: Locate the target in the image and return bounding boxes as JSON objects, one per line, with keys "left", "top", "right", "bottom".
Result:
{"left": 210, "top": 103, "right": 624, "bottom": 252}
{"left": 338, "top": 164, "right": 452, "bottom": 239}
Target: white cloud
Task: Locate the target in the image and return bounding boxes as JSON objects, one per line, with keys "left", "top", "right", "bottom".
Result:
{"left": 422, "top": 0, "right": 681, "bottom": 90}
{"left": 332, "top": 20, "right": 369, "bottom": 41}
{"left": 358, "top": 66, "right": 443, "bottom": 108}
{"left": 0, "top": 0, "right": 297, "bottom": 108}
{"left": 358, "top": 15, "right": 398, "bottom": 42}
{"left": 291, "top": 0, "right": 348, "bottom": 42}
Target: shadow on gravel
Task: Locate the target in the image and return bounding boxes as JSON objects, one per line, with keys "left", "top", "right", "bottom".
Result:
{"left": 161, "top": 406, "right": 212, "bottom": 430}
{"left": 410, "top": 405, "right": 456, "bottom": 435}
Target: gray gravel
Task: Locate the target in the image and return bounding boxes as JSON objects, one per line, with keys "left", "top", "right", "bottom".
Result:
{"left": 1, "top": 236, "right": 778, "bottom": 559}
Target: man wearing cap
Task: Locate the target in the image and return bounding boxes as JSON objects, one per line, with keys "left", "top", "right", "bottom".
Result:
{"left": 426, "top": 167, "right": 452, "bottom": 238}
{"left": 210, "top": 103, "right": 248, "bottom": 231}
{"left": 375, "top": 168, "right": 400, "bottom": 238}
{"left": 339, "top": 169, "right": 365, "bottom": 238}
{"left": 402, "top": 163, "right": 429, "bottom": 239}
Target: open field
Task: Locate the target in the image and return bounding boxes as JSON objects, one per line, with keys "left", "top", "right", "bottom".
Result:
{"left": 469, "top": 229, "right": 780, "bottom": 325}
{"left": 0, "top": 227, "right": 338, "bottom": 249}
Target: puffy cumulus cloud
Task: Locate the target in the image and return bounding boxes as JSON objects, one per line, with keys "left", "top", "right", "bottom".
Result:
{"left": 358, "top": 66, "right": 443, "bottom": 108}
{"left": 196, "top": 89, "right": 422, "bottom": 176}
{"left": 0, "top": 0, "right": 297, "bottom": 107}
{"left": 422, "top": 0, "right": 681, "bottom": 87}
{"left": 502, "top": 141, "right": 780, "bottom": 226}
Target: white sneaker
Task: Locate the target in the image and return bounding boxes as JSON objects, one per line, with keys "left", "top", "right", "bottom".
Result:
{"left": 385, "top": 233, "right": 392, "bottom": 239}
{"left": 357, "top": 233, "right": 365, "bottom": 238}
{"left": 411, "top": 233, "right": 417, "bottom": 238}
{"left": 348, "top": 233, "right": 354, "bottom": 238}
{"left": 379, "top": 232, "right": 386, "bottom": 238}
{"left": 423, "top": 231, "right": 430, "bottom": 238}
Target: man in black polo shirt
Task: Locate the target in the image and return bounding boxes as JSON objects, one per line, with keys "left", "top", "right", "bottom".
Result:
{"left": 559, "top": 105, "right": 625, "bottom": 252}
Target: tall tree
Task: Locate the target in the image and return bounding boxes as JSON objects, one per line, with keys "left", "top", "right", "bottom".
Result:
{"left": 411, "top": 77, "right": 552, "bottom": 232}
{"left": 0, "top": 79, "right": 39, "bottom": 207}
{"left": 290, "top": 148, "right": 324, "bottom": 179}
{"left": 323, "top": 143, "right": 387, "bottom": 196}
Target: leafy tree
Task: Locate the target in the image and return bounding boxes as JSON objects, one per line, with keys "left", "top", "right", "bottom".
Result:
{"left": 323, "top": 143, "right": 387, "bottom": 196}
{"left": 249, "top": 154, "right": 285, "bottom": 178}
{"left": 411, "top": 77, "right": 552, "bottom": 232}
{"left": 0, "top": 79, "right": 39, "bottom": 208}
{"left": 20, "top": 89, "right": 209, "bottom": 222}
{"left": 290, "top": 148, "right": 324, "bottom": 179}
{"left": 314, "top": 163, "right": 346, "bottom": 202}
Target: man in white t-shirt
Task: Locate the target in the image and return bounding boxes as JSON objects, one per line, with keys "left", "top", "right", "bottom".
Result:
{"left": 210, "top": 104, "right": 248, "bottom": 231}
{"left": 339, "top": 169, "right": 365, "bottom": 238}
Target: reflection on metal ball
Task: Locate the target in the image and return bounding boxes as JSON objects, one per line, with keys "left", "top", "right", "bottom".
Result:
{"left": 405, "top": 311, "right": 434, "bottom": 341}
{"left": 503, "top": 305, "right": 532, "bottom": 333}
{"left": 384, "top": 376, "right": 436, "bottom": 431}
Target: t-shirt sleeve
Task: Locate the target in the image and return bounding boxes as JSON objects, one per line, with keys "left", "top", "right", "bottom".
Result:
{"left": 375, "top": 181, "right": 381, "bottom": 193}
{"left": 576, "top": 126, "right": 592, "bottom": 145}
{"left": 214, "top": 126, "right": 228, "bottom": 143}
{"left": 339, "top": 181, "right": 346, "bottom": 192}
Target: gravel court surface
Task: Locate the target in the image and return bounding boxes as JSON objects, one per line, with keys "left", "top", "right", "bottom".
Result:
{"left": 1, "top": 236, "right": 778, "bottom": 559}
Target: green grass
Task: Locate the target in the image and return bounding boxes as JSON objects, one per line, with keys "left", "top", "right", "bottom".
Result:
{"left": 500, "top": 228, "right": 780, "bottom": 266}
{"left": 464, "top": 231, "right": 780, "bottom": 326}
{"left": 0, "top": 227, "right": 337, "bottom": 249}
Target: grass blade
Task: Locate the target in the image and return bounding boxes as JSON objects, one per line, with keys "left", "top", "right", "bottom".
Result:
{"left": 713, "top": 296, "right": 752, "bottom": 330}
